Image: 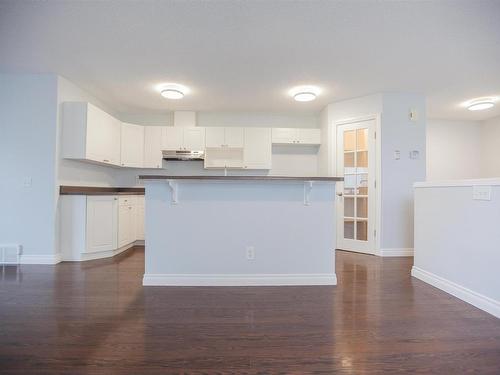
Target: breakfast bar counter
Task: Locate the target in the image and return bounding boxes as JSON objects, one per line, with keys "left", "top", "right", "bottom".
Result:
{"left": 140, "top": 175, "right": 342, "bottom": 286}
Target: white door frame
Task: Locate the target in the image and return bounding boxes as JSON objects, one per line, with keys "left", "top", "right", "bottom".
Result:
{"left": 333, "top": 114, "right": 381, "bottom": 255}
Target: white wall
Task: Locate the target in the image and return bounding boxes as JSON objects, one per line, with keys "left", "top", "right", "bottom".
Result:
{"left": 481, "top": 115, "right": 500, "bottom": 178}
{"left": 319, "top": 93, "right": 426, "bottom": 254}
{"left": 380, "top": 93, "right": 426, "bottom": 252}
{"left": 413, "top": 181, "right": 500, "bottom": 318}
{"left": 0, "top": 74, "right": 59, "bottom": 259}
{"left": 426, "top": 120, "right": 482, "bottom": 180}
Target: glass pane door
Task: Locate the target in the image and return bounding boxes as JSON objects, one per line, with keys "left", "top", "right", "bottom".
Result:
{"left": 343, "top": 128, "right": 369, "bottom": 242}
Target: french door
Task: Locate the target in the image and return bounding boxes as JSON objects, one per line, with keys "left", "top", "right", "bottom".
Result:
{"left": 336, "top": 118, "right": 376, "bottom": 254}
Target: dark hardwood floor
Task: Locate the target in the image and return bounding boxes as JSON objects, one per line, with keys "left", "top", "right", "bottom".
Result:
{"left": 0, "top": 247, "right": 499, "bottom": 374}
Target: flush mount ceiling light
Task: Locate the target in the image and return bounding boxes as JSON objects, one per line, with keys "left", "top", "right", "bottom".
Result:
{"left": 467, "top": 99, "right": 495, "bottom": 111}
{"left": 294, "top": 92, "right": 317, "bottom": 102}
{"left": 161, "top": 88, "right": 184, "bottom": 99}
{"left": 156, "top": 83, "right": 189, "bottom": 100}
{"left": 289, "top": 85, "right": 321, "bottom": 102}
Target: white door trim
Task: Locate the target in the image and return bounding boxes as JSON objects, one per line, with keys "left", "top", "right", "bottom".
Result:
{"left": 333, "top": 114, "right": 381, "bottom": 255}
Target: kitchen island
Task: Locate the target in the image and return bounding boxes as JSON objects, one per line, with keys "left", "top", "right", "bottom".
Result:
{"left": 139, "top": 175, "right": 342, "bottom": 286}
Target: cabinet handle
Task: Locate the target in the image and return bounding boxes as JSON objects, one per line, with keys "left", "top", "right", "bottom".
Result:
{"left": 103, "top": 159, "right": 110, "bottom": 162}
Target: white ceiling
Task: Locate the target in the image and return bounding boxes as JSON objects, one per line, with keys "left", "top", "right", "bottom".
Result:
{"left": 1, "top": 0, "right": 499, "bottom": 120}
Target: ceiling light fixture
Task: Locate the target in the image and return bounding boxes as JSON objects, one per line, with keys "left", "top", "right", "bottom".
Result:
{"left": 467, "top": 99, "right": 495, "bottom": 111}
{"left": 294, "top": 92, "right": 317, "bottom": 102}
{"left": 156, "top": 83, "right": 189, "bottom": 100}
{"left": 289, "top": 85, "right": 321, "bottom": 102}
{"left": 161, "top": 88, "right": 184, "bottom": 100}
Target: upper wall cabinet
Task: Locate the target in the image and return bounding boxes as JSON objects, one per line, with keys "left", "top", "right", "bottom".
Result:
{"left": 161, "top": 127, "right": 205, "bottom": 151}
{"left": 120, "top": 123, "right": 144, "bottom": 168}
{"left": 62, "top": 102, "right": 121, "bottom": 166}
{"left": 143, "top": 126, "right": 164, "bottom": 169}
{"left": 244, "top": 128, "right": 272, "bottom": 169}
{"left": 271, "top": 128, "right": 321, "bottom": 145}
{"left": 206, "top": 127, "right": 244, "bottom": 148}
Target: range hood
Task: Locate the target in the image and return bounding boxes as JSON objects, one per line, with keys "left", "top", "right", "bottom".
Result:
{"left": 162, "top": 150, "right": 204, "bottom": 161}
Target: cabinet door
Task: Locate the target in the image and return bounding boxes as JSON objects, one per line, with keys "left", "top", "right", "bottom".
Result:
{"left": 183, "top": 128, "right": 205, "bottom": 150}
{"left": 86, "top": 196, "right": 118, "bottom": 253}
{"left": 107, "top": 117, "right": 122, "bottom": 165}
{"left": 297, "top": 129, "right": 321, "bottom": 145}
{"left": 118, "top": 204, "right": 134, "bottom": 248}
{"left": 205, "top": 127, "right": 226, "bottom": 148}
{"left": 136, "top": 198, "right": 145, "bottom": 241}
{"left": 244, "top": 128, "right": 272, "bottom": 169}
{"left": 271, "top": 128, "right": 297, "bottom": 144}
{"left": 162, "top": 127, "right": 184, "bottom": 150}
{"left": 121, "top": 123, "right": 144, "bottom": 167}
{"left": 225, "top": 127, "right": 244, "bottom": 148}
{"left": 86, "top": 104, "right": 118, "bottom": 164}
{"left": 144, "top": 126, "right": 164, "bottom": 168}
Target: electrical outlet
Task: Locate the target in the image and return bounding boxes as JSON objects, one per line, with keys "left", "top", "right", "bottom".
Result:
{"left": 246, "top": 246, "right": 255, "bottom": 260}
{"left": 472, "top": 185, "right": 491, "bottom": 201}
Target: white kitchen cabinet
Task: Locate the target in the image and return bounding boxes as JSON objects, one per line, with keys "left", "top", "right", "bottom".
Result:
{"left": 120, "top": 123, "right": 144, "bottom": 168}
{"left": 85, "top": 196, "right": 118, "bottom": 253}
{"left": 136, "top": 196, "right": 145, "bottom": 241}
{"left": 205, "top": 127, "right": 226, "bottom": 148}
{"left": 225, "top": 128, "right": 245, "bottom": 147}
{"left": 62, "top": 102, "right": 121, "bottom": 166}
{"left": 184, "top": 128, "right": 206, "bottom": 150}
{"left": 204, "top": 148, "right": 244, "bottom": 169}
{"left": 162, "top": 127, "right": 205, "bottom": 151}
{"left": 118, "top": 196, "right": 136, "bottom": 248}
{"left": 243, "top": 128, "right": 272, "bottom": 169}
{"left": 144, "top": 126, "right": 164, "bottom": 168}
{"left": 162, "top": 127, "right": 184, "bottom": 150}
{"left": 206, "top": 127, "right": 244, "bottom": 148}
{"left": 271, "top": 128, "right": 321, "bottom": 145}
{"left": 60, "top": 193, "right": 144, "bottom": 262}
{"left": 297, "top": 129, "right": 321, "bottom": 144}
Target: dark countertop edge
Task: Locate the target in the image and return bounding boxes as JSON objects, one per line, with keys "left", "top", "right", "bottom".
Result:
{"left": 60, "top": 186, "right": 145, "bottom": 196}
{"left": 138, "top": 175, "right": 343, "bottom": 182}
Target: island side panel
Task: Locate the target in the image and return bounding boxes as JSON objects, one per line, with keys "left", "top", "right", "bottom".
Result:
{"left": 144, "top": 180, "right": 337, "bottom": 286}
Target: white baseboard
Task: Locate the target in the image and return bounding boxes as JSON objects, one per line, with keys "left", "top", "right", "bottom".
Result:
{"left": 411, "top": 266, "right": 500, "bottom": 319}
{"left": 143, "top": 273, "right": 337, "bottom": 286}
{"left": 19, "top": 253, "right": 62, "bottom": 265}
{"left": 65, "top": 241, "right": 138, "bottom": 262}
{"left": 379, "top": 248, "right": 414, "bottom": 257}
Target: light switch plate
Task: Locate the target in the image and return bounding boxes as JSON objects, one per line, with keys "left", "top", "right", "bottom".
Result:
{"left": 409, "top": 109, "right": 418, "bottom": 122}
{"left": 409, "top": 150, "right": 420, "bottom": 160}
{"left": 472, "top": 185, "right": 492, "bottom": 201}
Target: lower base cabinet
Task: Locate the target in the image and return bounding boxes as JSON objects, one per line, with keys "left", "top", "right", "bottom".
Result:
{"left": 60, "top": 194, "right": 144, "bottom": 261}
{"left": 86, "top": 196, "right": 118, "bottom": 253}
{"left": 118, "top": 196, "right": 136, "bottom": 248}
